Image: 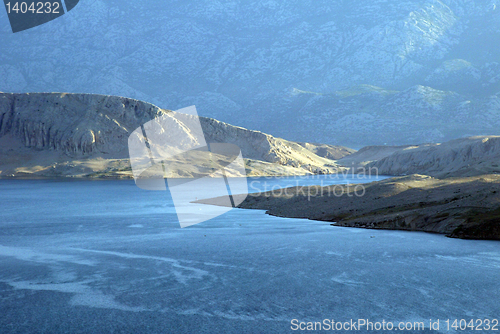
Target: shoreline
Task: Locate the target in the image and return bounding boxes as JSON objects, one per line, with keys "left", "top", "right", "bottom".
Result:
{"left": 0, "top": 172, "right": 387, "bottom": 181}
{"left": 197, "top": 174, "right": 500, "bottom": 241}
{"left": 6, "top": 172, "right": 500, "bottom": 241}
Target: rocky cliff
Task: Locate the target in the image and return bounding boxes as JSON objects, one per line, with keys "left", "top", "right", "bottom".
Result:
{"left": 0, "top": 93, "right": 163, "bottom": 156}
{"left": 0, "top": 93, "right": 351, "bottom": 178}
{"left": 338, "top": 136, "right": 500, "bottom": 178}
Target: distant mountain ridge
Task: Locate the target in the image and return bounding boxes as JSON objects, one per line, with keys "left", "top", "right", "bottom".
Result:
{"left": 1, "top": 0, "right": 500, "bottom": 145}
{"left": 285, "top": 84, "right": 500, "bottom": 146}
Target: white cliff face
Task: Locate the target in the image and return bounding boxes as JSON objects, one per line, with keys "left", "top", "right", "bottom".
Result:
{"left": 0, "top": 1, "right": 499, "bottom": 145}
{"left": 0, "top": 93, "right": 165, "bottom": 156}
{"left": 339, "top": 136, "right": 500, "bottom": 178}
{"left": 0, "top": 93, "right": 350, "bottom": 178}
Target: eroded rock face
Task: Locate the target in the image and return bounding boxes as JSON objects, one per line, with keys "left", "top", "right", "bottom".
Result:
{"left": 335, "top": 135, "right": 500, "bottom": 178}
{"left": 0, "top": 93, "right": 165, "bottom": 156}
{"left": 0, "top": 93, "right": 352, "bottom": 178}
{"left": 364, "top": 136, "right": 500, "bottom": 177}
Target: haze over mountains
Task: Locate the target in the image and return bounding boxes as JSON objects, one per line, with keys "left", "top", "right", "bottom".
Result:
{"left": 1, "top": 0, "right": 500, "bottom": 146}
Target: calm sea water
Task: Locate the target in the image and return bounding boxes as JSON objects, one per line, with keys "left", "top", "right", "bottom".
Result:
{"left": 0, "top": 176, "right": 499, "bottom": 333}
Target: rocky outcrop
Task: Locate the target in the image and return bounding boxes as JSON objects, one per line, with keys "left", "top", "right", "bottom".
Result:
{"left": 0, "top": 93, "right": 164, "bottom": 156}
{"left": 297, "top": 142, "right": 355, "bottom": 160}
{"left": 200, "top": 174, "right": 500, "bottom": 240}
{"left": 0, "top": 93, "right": 351, "bottom": 178}
{"left": 359, "top": 136, "right": 500, "bottom": 178}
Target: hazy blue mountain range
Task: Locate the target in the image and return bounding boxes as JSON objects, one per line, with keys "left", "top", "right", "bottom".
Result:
{"left": 1, "top": 0, "right": 500, "bottom": 146}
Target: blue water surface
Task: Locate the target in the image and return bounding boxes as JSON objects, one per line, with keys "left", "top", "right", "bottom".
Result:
{"left": 0, "top": 176, "right": 499, "bottom": 333}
